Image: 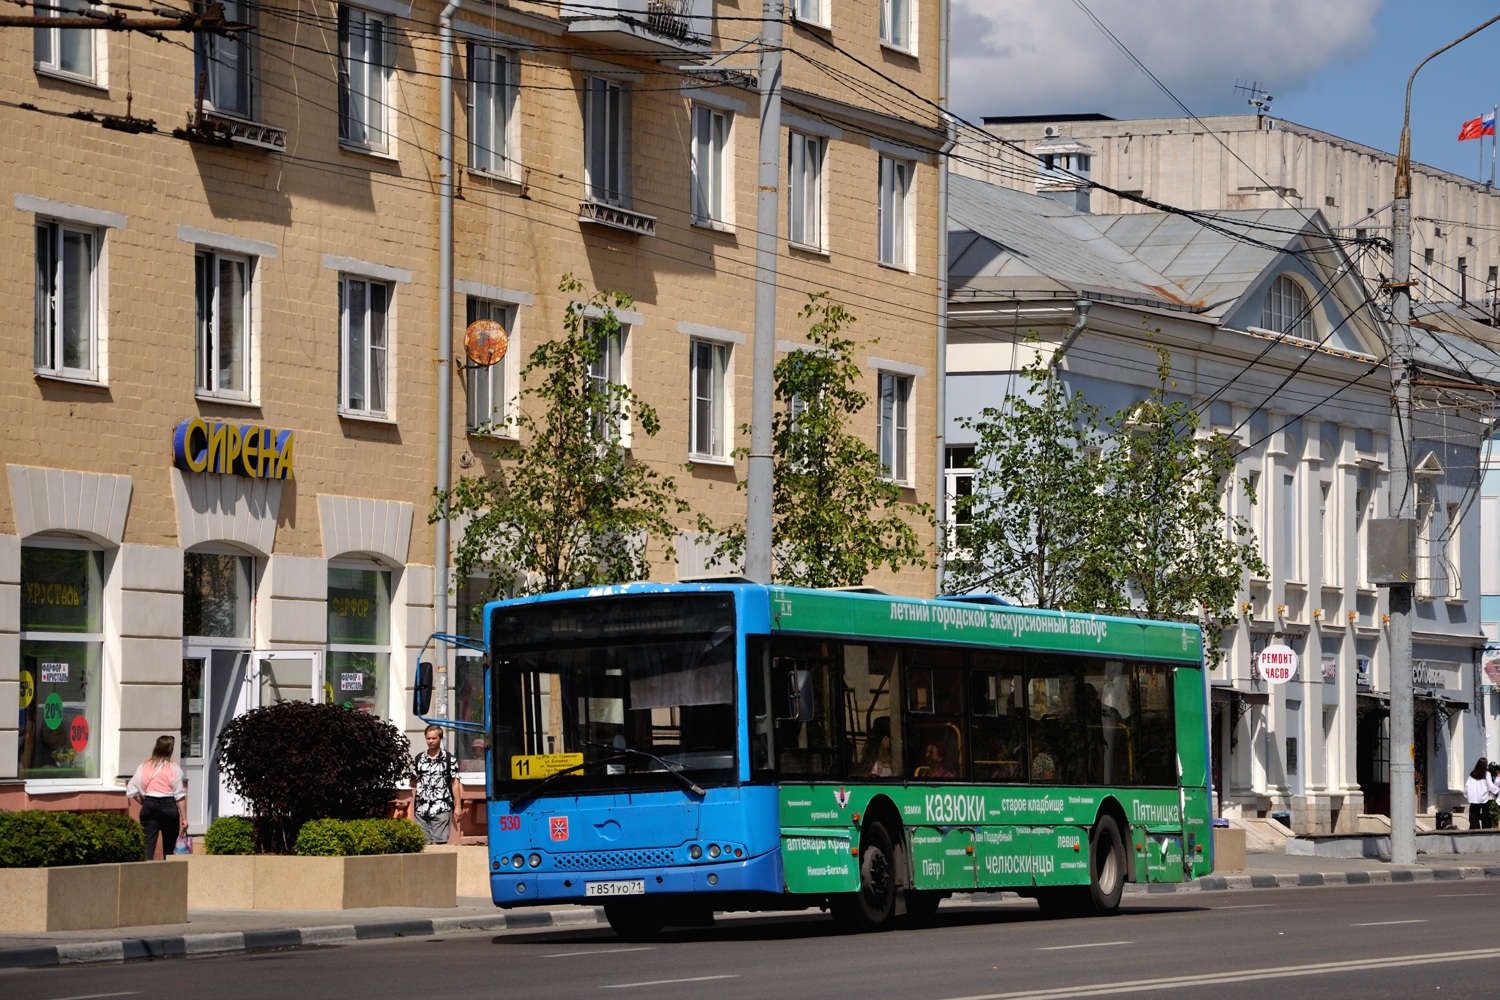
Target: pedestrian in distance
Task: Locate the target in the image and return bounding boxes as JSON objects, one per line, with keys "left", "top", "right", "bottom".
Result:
{"left": 1465, "top": 757, "right": 1499, "bottom": 830}
{"left": 409, "top": 724, "right": 463, "bottom": 845}
{"left": 125, "top": 735, "right": 187, "bottom": 860}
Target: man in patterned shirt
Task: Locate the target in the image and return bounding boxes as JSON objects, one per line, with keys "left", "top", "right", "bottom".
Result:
{"left": 410, "top": 724, "right": 462, "bottom": 844}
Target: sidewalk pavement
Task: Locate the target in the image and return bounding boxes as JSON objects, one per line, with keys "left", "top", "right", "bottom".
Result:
{"left": 7, "top": 848, "right": 1500, "bottom": 970}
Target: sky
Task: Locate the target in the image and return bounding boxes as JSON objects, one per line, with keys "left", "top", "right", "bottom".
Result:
{"left": 951, "top": 1, "right": 1500, "bottom": 183}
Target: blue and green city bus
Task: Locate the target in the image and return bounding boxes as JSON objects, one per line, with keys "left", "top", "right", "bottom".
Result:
{"left": 449, "top": 583, "right": 1212, "bottom": 937}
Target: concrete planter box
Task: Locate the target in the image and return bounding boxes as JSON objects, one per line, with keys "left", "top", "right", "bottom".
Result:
{"left": 1212, "top": 827, "right": 1246, "bottom": 872}
{"left": 0, "top": 860, "right": 188, "bottom": 932}
{"left": 187, "top": 851, "right": 456, "bottom": 910}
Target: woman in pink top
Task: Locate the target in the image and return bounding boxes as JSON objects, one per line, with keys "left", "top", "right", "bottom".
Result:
{"left": 126, "top": 735, "right": 187, "bottom": 859}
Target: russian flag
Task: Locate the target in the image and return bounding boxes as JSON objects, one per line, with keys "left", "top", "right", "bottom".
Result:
{"left": 1459, "top": 111, "right": 1496, "bottom": 141}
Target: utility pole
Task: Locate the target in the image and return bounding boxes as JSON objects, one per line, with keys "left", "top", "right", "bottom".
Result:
{"left": 1387, "top": 13, "right": 1500, "bottom": 865}
{"left": 745, "top": 0, "right": 784, "bottom": 585}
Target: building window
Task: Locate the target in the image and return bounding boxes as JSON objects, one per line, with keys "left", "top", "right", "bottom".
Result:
{"left": 691, "top": 105, "right": 730, "bottom": 226}
{"left": 944, "top": 445, "right": 974, "bottom": 553}
{"left": 34, "top": 220, "right": 99, "bottom": 381}
{"left": 34, "top": 0, "right": 98, "bottom": 81}
{"left": 1261, "top": 274, "right": 1313, "bottom": 339}
{"left": 196, "top": 250, "right": 251, "bottom": 399}
{"left": 690, "top": 338, "right": 729, "bottom": 458}
{"left": 788, "top": 132, "right": 825, "bottom": 250}
{"left": 587, "top": 320, "right": 628, "bottom": 441}
{"left": 1355, "top": 470, "right": 1372, "bottom": 588}
{"left": 880, "top": 0, "right": 912, "bottom": 50}
{"left": 469, "top": 43, "right": 515, "bottom": 176}
{"left": 878, "top": 371, "right": 912, "bottom": 483}
{"left": 183, "top": 552, "right": 253, "bottom": 639}
{"left": 340, "top": 275, "right": 390, "bottom": 417}
{"left": 19, "top": 546, "right": 104, "bottom": 780}
{"left": 584, "top": 76, "right": 628, "bottom": 207}
{"left": 878, "top": 155, "right": 913, "bottom": 268}
{"left": 1281, "top": 472, "right": 1300, "bottom": 581}
{"left": 195, "top": 0, "right": 253, "bottom": 118}
{"left": 1319, "top": 481, "right": 1337, "bottom": 588}
{"left": 327, "top": 566, "right": 391, "bottom": 716}
{"left": 1446, "top": 501, "right": 1462, "bottom": 598}
{"left": 792, "top": 0, "right": 828, "bottom": 26}
{"left": 465, "top": 297, "right": 514, "bottom": 433}
{"left": 338, "top": 5, "right": 391, "bottom": 152}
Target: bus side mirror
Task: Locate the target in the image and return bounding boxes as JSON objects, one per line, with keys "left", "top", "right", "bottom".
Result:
{"left": 787, "top": 669, "right": 813, "bottom": 723}
{"left": 413, "top": 661, "right": 434, "bottom": 716}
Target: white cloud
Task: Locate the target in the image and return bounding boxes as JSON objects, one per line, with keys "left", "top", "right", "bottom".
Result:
{"left": 951, "top": 0, "right": 1382, "bottom": 124}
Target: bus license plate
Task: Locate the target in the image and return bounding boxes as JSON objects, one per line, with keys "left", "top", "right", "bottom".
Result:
{"left": 585, "top": 879, "right": 646, "bottom": 897}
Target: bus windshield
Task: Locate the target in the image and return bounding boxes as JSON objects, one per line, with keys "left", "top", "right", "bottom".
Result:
{"left": 491, "top": 593, "right": 738, "bottom": 796}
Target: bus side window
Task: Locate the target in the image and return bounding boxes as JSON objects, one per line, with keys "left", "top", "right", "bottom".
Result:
{"left": 970, "top": 657, "right": 1024, "bottom": 782}
{"left": 769, "top": 641, "right": 842, "bottom": 779}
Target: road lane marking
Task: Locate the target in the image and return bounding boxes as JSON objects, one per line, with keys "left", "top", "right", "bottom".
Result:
{"left": 1211, "top": 904, "right": 1277, "bottom": 910}
{"left": 939, "top": 944, "right": 1500, "bottom": 1000}
{"left": 543, "top": 947, "right": 654, "bottom": 958}
{"left": 45, "top": 994, "right": 140, "bottom": 1000}
{"left": 1351, "top": 919, "right": 1427, "bottom": 926}
{"left": 603, "top": 975, "right": 738, "bottom": 989}
{"left": 1435, "top": 893, "right": 1496, "bottom": 897}
{"left": 1036, "top": 942, "right": 1132, "bottom": 951}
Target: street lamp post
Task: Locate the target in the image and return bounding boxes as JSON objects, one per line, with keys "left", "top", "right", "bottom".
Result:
{"left": 1387, "top": 14, "right": 1500, "bottom": 864}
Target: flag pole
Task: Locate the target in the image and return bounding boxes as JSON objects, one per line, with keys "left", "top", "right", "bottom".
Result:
{"left": 1490, "top": 104, "right": 1496, "bottom": 186}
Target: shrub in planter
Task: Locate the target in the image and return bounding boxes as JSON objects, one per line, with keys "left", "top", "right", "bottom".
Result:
{"left": 217, "top": 700, "right": 409, "bottom": 854}
{"left": 293, "top": 818, "right": 426, "bottom": 857}
{"left": 0, "top": 810, "right": 145, "bottom": 867}
{"left": 204, "top": 816, "right": 256, "bottom": 855}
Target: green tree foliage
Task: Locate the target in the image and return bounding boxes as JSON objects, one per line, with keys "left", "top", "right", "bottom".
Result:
{"left": 949, "top": 344, "right": 1262, "bottom": 664}
{"left": 439, "top": 276, "right": 688, "bottom": 599}
{"left": 1089, "top": 348, "right": 1265, "bottom": 660}
{"left": 216, "top": 701, "right": 410, "bottom": 854}
{"left": 711, "top": 294, "right": 931, "bottom": 587}
{"left": 945, "top": 348, "right": 1108, "bottom": 608}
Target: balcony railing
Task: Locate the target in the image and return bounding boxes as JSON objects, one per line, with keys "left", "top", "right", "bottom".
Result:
{"left": 578, "top": 199, "right": 657, "bottom": 236}
{"left": 561, "top": 0, "right": 712, "bottom": 56}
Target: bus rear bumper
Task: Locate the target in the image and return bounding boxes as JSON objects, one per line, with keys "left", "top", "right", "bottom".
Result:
{"left": 493, "top": 850, "right": 783, "bottom": 907}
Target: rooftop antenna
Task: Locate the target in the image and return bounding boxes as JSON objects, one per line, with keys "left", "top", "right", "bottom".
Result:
{"left": 1235, "top": 80, "right": 1274, "bottom": 124}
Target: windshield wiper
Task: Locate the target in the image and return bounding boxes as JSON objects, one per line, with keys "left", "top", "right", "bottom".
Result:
{"left": 506, "top": 742, "right": 706, "bottom": 811}
{"left": 581, "top": 739, "right": 706, "bottom": 798}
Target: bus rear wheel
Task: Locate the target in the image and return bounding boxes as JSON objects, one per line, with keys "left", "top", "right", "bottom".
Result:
{"left": 1036, "top": 815, "right": 1126, "bottom": 918}
{"left": 831, "top": 822, "right": 897, "bottom": 932}
{"left": 604, "top": 899, "right": 666, "bottom": 941}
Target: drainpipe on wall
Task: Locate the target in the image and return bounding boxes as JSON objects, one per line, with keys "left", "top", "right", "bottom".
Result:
{"left": 1048, "top": 299, "right": 1092, "bottom": 369}
{"left": 934, "top": 0, "right": 953, "bottom": 596}
{"left": 434, "top": 0, "right": 462, "bottom": 718}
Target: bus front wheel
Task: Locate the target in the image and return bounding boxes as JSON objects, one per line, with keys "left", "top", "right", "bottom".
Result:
{"left": 832, "top": 822, "right": 897, "bottom": 931}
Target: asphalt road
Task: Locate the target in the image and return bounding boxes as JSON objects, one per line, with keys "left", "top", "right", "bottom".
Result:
{"left": 7, "top": 882, "right": 1498, "bottom": 999}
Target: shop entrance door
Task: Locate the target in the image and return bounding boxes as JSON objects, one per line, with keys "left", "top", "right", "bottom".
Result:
{"left": 181, "top": 647, "right": 253, "bottom": 833}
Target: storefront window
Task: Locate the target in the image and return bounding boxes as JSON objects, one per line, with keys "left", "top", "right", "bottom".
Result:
{"left": 327, "top": 566, "right": 390, "bottom": 715}
{"left": 19, "top": 546, "right": 104, "bottom": 779}
{"left": 454, "top": 577, "right": 488, "bottom": 771}
{"left": 183, "top": 552, "right": 252, "bottom": 638}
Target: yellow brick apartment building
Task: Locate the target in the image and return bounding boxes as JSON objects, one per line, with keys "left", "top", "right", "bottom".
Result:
{"left": 0, "top": 0, "right": 948, "bottom": 825}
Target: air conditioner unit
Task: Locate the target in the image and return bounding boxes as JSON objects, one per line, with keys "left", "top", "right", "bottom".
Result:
{"left": 1043, "top": 125, "right": 1060, "bottom": 138}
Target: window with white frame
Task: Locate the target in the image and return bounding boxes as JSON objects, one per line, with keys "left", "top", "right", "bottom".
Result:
{"left": 878, "top": 371, "right": 912, "bottom": 483}
{"left": 587, "top": 319, "right": 628, "bottom": 441}
{"left": 1248, "top": 470, "right": 1266, "bottom": 568}
{"left": 585, "top": 76, "right": 629, "bottom": 207}
{"left": 691, "top": 105, "right": 730, "bottom": 226}
{"left": 196, "top": 249, "right": 251, "bottom": 399}
{"left": 1281, "top": 471, "right": 1300, "bottom": 581}
{"left": 1355, "top": 470, "right": 1373, "bottom": 588}
{"left": 19, "top": 545, "right": 104, "bottom": 779}
{"left": 1262, "top": 274, "right": 1314, "bottom": 339}
{"left": 1446, "top": 501, "right": 1462, "bottom": 598}
{"left": 339, "top": 275, "right": 390, "bottom": 417}
{"left": 944, "top": 445, "right": 974, "bottom": 553}
{"left": 34, "top": 0, "right": 99, "bottom": 82}
{"left": 1319, "top": 481, "right": 1338, "bottom": 588}
{"left": 689, "top": 338, "right": 729, "bottom": 458}
{"left": 880, "top": 0, "right": 913, "bottom": 50}
{"left": 788, "top": 132, "right": 825, "bottom": 250}
{"left": 878, "top": 155, "right": 913, "bottom": 268}
{"left": 338, "top": 5, "right": 391, "bottom": 152}
{"left": 195, "top": 0, "right": 253, "bottom": 118}
{"left": 466, "top": 297, "right": 514, "bottom": 432}
{"left": 469, "top": 43, "right": 515, "bottom": 176}
{"left": 792, "top": 0, "right": 828, "bottom": 26}
{"left": 326, "top": 565, "right": 391, "bottom": 717}
{"left": 34, "top": 219, "right": 99, "bottom": 381}
{"left": 1416, "top": 488, "right": 1436, "bottom": 599}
